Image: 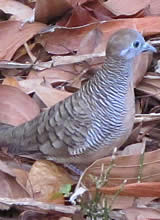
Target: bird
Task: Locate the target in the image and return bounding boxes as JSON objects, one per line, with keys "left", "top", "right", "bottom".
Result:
{"left": 0, "top": 29, "right": 156, "bottom": 168}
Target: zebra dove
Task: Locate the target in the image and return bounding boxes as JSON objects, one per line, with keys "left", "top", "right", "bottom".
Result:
{"left": 0, "top": 29, "right": 156, "bottom": 166}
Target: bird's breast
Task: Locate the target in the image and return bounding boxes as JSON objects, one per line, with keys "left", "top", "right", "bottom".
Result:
{"left": 84, "top": 79, "right": 135, "bottom": 154}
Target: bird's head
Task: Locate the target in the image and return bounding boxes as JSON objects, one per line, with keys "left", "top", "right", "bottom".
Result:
{"left": 106, "top": 28, "right": 156, "bottom": 60}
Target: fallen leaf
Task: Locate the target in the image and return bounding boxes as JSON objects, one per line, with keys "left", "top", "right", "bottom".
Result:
{"left": 38, "top": 16, "right": 160, "bottom": 55}
{"left": 0, "top": 0, "right": 33, "bottom": 22}
{"left": 137, "top": 72, "right": 160, "bottom": 101}
{"left": 0, "top": 20, "right": 46, "bottom": 60}
{"left": 104, "top": 0, "right": 150, "bottom": 16}
{"left": 133, "top": 53, "right": 153, "bottom": 87}
{"left": 78, "top": 28, "right": 103, "bottom": 55}
{"left": 35, "top": 86, "right": 72, "bottom": 107}
{"left": 35, "top": 0, "right": 72, "bottom": 23}
{"left": 28, "top": 66, "right": 75, "bottom": 81}
{"left": 77, "top": 149, "right": 160, "bottom": 209}
{"left": 149, "top": 0, "right": 160, "bottom": 16}
{"left": 26, "top": 160, "right": 74, "bottom": 203}
{"left": 119, "top": 142, "right": 145, "bottom": 156}
{"left": 97, "top": 182, "right": 160, "bottom": 197}
{"left": 0, "top": 171, "right": 29, "bottom": 209}
{"left": 2, "top": 76, "right": 21, "bottom": 88}
{"left": 0, "top": 85, "right": 40, "bottom": 126}
{"left": 19, "top": 79, "right": 72, "bottom": 107}
{"left": 80, "top": 149, "right": 160, "bottom": 188}
{"left": 60, "top": 4, "right": 97, "bottom": 27}
{"left": 124, "top": 207, "right": 160, "bottom": 220}
{"left": 37, "top": 22, "right": 96, "bottom": 55}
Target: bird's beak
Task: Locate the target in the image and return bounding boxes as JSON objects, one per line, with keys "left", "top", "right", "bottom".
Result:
{"left": 142, "top": 42, "right": 157, "bottom": 53}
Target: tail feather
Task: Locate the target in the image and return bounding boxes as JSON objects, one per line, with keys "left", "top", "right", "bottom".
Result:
{"left": 0, "top": 122, "right": 14, "bottom": 130}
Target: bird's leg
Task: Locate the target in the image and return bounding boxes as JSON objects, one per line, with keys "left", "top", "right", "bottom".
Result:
{"left": 64, "top": 163, "right": 84, "bottom": 176}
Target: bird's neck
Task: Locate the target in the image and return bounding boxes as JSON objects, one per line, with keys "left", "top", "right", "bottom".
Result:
{"left": 80, "top": 55, "right": 135, "bottom": 149}
{"left": 93, "top": 55, "right": 133, "bottom": 91}
{"left": 82, "top": 55, "right": 134, "bottom": 100}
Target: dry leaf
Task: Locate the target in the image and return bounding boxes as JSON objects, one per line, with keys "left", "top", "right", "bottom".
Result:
{"left": 19, "top": 79, "right": 72, "bottom": 107}
{"left": 124, "top": 207, "right": 160, "bottom": 220}
{"left": 104, "top": 0, "right": 150, "bottom": 16}
{"left": 149, "top": 0, "right": 160, "bottom": 16}
{"left": 0, "top": 0, "right": 33, "bottom": 22}
{"left": 137, "top": 73, "right": 160, "bottom": 101}
{"left": 0, "top": 85, "right": 40, "bottom": 126}
{"left": 2, "top": 76, "right": 21, "bottom": 88}
{"left": 0, "top": 20, "right": 46, "bottom": 60}
{"left": 60, "top": 4, "right": 97, "bottom": 27}
{"left": 38, "top": 16, "right": 160, "bottom": 55}
{"left": 77, "top": 149, "right": 160, "bottom": 209}
{"left": 28, "top": 67, "right": 75, "bottom": 81}
{"left": 37, "top": 23, "right": 96, "bottom": 55}
{"left": 26, "top": 160, "right": 73, "bottom": 203}
{"left": 133, "top": 53, "right": 153, "bottom": 87}
{"left": 119, "top": 142, "right": 145, "bottom": 156}
{"left": 35, "top": 0, "right": 72, "bottom": 23}
{"left": 78, "top": 28, "right": 103, "bottom": 55}
{"left": 35, "top": 86, "right": 72, "bottom": 107}
{"left": 97, "top": 182, "right": 160, "bottom": 197}
{"left": 80, "top": 149, "right": 160, "bottom": 188}
{"left": 0, "top": 171, "right": 28, "bottom": 210}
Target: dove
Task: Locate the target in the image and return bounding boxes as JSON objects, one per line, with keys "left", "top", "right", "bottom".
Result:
{"left": 0, "top": 29, "right": 156, "bottom": 167}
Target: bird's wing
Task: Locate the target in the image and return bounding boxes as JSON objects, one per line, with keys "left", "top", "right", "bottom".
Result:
{"left": 38, "top": 92, "right": 93, "bottom": 158}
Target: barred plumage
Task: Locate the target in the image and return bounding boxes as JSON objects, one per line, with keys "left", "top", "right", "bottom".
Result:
{"left": 0, "top": 29, "right": 156, "bottom": 165}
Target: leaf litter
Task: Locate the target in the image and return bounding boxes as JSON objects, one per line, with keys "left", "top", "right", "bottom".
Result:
{"left": 0, "top": 0, "right": 160, "bottom": 219}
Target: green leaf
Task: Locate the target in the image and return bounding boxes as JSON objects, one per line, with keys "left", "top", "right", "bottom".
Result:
{"left": 59, "top": 184, "right": 72, "bottom": 196}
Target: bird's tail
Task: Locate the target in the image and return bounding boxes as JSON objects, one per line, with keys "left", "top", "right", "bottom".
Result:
{"left": 0, "top": 120, "right": 40, "bottom": 155}
{"left": 0, "top": 122, "right": 15, "bottom": 150}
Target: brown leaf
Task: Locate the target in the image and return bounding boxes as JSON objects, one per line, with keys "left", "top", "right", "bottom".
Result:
{"left": 37, "top": 23, "right": 98, "bottom": 55}
{"left": 80, "top": 149, "right": 160, "bottom": 188}
{"left": 13, "top": 168, "right": 29, "bottom": 193}
{"left": 96, "top": 182, "right": 160, "bottom": 197}
{"left": 0, "top": 152, "right": 31, "bottom": 182}
{"left": 78, "top": 149, "right": 160, "bottom": 209}
{"left": 28, "top": 67, "right": 75, "bottom": 81}
{"left": 149, "top": 0, "right": 160, "bottom": 16}
{"left": 0, "top": 160, "right": 17, "bottom": 177}
{"left": 137, "top": 72, "right": 160, "bottom": 101}
{"left": 38, "top": 16, "right": 160, "bottom": 55}
{"left": 104, "top": 0, "right": 150, "bottom": 16}
{"left": 2, "top": 76, "right": 21, "bottom": 88}
{"left": 0, "top": 171, "right": 28, "bottom": 209}
{"left": 83, "top": 0, "right": 114, "bottom": 20}
{"left": 26, "top": 160, "right": 73, "bottom": 203}
{"left": 67, "top": 0, "right": 89, "bottom": 7}
{"left": 133, "top": 53, "right": 153, "bottom": 87}
{"left": 19, "top": 79, "right": 72, "bottom": 107}
{"left": 124, "top": 207, "right": 160, "bottom": 220}
{"left": 78, "top": 28, "right": 103, "bottom": 55}
{"left": 59, "top": 4, "right": 97, "bottom": 27}
{"left": 124, "top": 123, "right": 142, "bottom": 146}
{"left": 35, "top": 0, "right": 72, "bottom": 23}
{"left": 119, "top": 142, "right": 145, "bottom": 156}
{"left": 100, "top": 16, "right": 160, "bottom": 38}
{"left": 0, "top": 85, "right": 40, "bottom": 126}
{"left": 34, "top": 86, "right": 72, "bottom": 107}
{"left": 0, "top": 20, "right": 46, "bottom": 60}
{"left": 0, "top": 0, "right": 33, "bottom": 22}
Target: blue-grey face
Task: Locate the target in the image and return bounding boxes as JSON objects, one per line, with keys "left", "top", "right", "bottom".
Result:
{"left": 106, "top": 29, "right": 156, "bottom": 59}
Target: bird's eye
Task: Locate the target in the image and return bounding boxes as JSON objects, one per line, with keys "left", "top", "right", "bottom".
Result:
{"left": 133, "top": 41, "right": 140, "bottom": 48}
